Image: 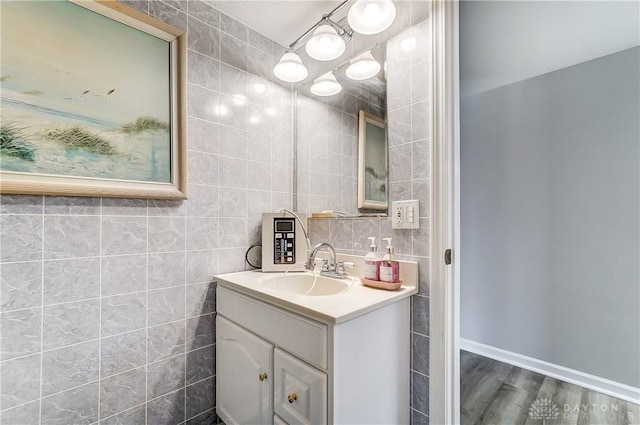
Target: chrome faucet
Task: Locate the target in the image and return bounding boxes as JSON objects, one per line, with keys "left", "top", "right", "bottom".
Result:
{"left": 306, "top": 242, "right": 336, "bottom": 271}
{"left": 305, "top": 242, "right": 355, "bottom": 279}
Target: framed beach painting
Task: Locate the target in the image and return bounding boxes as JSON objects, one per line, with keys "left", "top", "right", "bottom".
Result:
{"left": 0, "top": 0, "right": 187, "bottom": 199}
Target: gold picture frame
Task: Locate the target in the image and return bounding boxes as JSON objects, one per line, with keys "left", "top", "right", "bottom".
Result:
{"left": 0, "top": 0, "right": 187, "bottom": 199}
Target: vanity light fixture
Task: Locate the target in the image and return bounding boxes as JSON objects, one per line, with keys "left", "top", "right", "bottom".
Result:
{"left": 273, "top": 0, "right": 396, "bottom": 83}
{"left": 273, "top": 0, "right": 352, "bottom": 82}
{"left": 345, "top": 50, "right": 381, "bottom": 80}
{"left": 348, "top": 0, "right": 396, "bottom": 35}
{"left": 311, "top": 71, "right": 342, "bottom": 96}
{"left": 305, "top": 21, "right": 346, "bottom": 61}
{"left": 273, "top": 51, "right": 309, "bottom": 82}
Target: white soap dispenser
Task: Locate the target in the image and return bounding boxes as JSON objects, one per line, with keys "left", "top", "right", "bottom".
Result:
{"left": 363, "top": 237, "right": 381, "bottom": 281}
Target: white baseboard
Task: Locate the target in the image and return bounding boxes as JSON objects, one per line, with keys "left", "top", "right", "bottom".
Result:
{"left": 460, "top": 338, "right": 640, "bottom": 405}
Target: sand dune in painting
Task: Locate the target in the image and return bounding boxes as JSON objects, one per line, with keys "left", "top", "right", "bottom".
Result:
{"left": 1, "top": 94, "right": 171, "bottom": 182}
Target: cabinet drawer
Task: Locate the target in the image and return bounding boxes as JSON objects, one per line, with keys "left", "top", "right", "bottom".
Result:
{"left": 274, "top": 348, "right": 327, "bottom": 425}
{"left": 217, "top": 286, "right": 328, "bottom": 369}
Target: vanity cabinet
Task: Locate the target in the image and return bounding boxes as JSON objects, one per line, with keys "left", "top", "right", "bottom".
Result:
{"left": 216, "top": 281, "right": 411, "bottom": 425}
{"left": 217, "top": 316, "right": 273, "bottom": 424}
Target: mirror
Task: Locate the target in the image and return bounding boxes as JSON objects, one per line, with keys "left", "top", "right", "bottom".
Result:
{"left": 295, "top": 43, "right": 387, "bottom": 217}
{"left": 358, "top": 110, "right": 387, "bottom": 210}
{"left": 294, "top": 2, "right": 428, "bottom": 217}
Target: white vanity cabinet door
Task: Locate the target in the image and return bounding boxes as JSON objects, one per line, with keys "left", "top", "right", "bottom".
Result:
{"left": 217, "top": 316, "right": 274, "bottom": 425}
{"left": 274, "top": 348, "right": 327, "bottom": 425}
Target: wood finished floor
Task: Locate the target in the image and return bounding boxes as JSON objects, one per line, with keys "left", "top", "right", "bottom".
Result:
{"left": 460, "top": 350, "right": 640, "bottom": 425}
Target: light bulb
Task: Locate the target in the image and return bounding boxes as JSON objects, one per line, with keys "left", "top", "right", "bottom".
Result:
{"left": 364, "top": 2, "right": 381, "bottom": 18}
{"left": 346, "top": 51, "right": 381, "bottom": 80}
{"left": 348, "top": 0, "right": 396, "bottom": 35}
{"left": 310, "top": 72, "right": 342, "bottom": 96}
{"left": 273, "top": 52, "right": 308, "bottom": 82}
{"left": 305, "top": 24, "right": 346, "bottom": 61}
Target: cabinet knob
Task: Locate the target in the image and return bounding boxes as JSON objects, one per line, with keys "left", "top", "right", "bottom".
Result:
{"left": 258, "top": 373, "right": 268, "bottom": 382}
{"left": 287, "top": 393, "right": 298, "bottom": 404}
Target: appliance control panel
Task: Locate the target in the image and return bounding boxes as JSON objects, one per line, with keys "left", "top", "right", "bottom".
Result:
{"left": 261, "top": 212, "right": 307, "bottom": 272}
{"left": 273, "top": 218, "right": 296, "bottom": 264}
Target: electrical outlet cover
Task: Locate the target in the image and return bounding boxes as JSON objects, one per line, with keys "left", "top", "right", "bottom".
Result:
{"left": 391, "top": 200, "right": 419, "bottom": 229}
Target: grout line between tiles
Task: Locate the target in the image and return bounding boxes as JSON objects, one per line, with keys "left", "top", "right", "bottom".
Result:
{"left": 145, "top": 197, "right": 149, "bottom": 425}
{"left": 38, "top": 208, "right": 45, "bottom": 424}
{"left": 94, "top": 400, "right": 146, "bottom": 424}
{"left": 183, "top": 189, "right": 188, "bottom": 424}
{"left": 97, "top": 197, "right": 103, "bottom": 422}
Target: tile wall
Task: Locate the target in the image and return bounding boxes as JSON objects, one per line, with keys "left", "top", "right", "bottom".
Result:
{"left": 296, "top": 94, "right": 360, "bottom": 217}
{"left": 306, "top": 19, "right": 432, "bottom": 425}
{"left": 0, "top": 1, "right": 293, "bottom": 424}
{"left": 1, "top": 1, "right": 432, "bottom": 424}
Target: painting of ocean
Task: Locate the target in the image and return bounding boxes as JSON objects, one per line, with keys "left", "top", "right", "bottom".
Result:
{"left": 0, "top": 1, "right": 172, "bottom": 183}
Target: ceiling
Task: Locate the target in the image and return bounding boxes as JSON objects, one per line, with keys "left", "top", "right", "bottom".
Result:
{"left": 460, "top": 1, "right": 640, "bottom": 97}
{"left": 207, "top": 1, "right": 640, "bottom": 98}
{"left": 206, "top": 1, "right": 346, "bottom": 48}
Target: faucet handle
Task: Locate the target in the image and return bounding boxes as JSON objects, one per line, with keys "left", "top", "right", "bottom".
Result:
{"left": 321, "top": 258, "right": 330, "bottom": 272}
{"left": 336, "top": 261, "right": 356, "bottom": 277}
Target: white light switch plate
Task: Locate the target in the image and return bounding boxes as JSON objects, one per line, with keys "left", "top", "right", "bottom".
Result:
{"left": 392, "top": 200, "right": 420, "bottom": 229}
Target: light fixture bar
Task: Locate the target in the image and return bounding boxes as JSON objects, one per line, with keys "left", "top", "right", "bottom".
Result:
{"left": 287, "top": 0, "right": 352, "bottom": 50}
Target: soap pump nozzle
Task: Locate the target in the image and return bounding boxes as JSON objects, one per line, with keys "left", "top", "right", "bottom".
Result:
{"left": 368, "top": 236, "right": 377, "bottom": 252}
{"left": 382, "top": 237, "right": 394, "bottom": 254}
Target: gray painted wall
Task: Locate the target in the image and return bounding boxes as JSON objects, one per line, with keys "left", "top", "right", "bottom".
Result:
{"left": 461, "top": 47, "right": 640, "bottom": 387}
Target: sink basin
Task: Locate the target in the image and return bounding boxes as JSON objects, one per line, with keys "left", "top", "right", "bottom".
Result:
{"left": 262, "top": 273, "right": 354, "bottom": 296}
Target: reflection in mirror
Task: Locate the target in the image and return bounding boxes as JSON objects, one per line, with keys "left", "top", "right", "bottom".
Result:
{"left": 358, "top": 111, "right": 387, "bottom": 211}
{"left": 295, "top": 44, "right": 387, "bottom": 218}
{"left": 294, "top": 1, "right": 429, "bottom": 218}
{"left": 297, "top": 43, "right": 386, "bottom": 118}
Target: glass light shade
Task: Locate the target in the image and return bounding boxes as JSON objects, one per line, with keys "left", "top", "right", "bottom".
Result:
{"left": 310, "top": 72, "right": 342, "bottom": 96}
{"left": 345, "top": 51, "right": 381, "bottom": 80}
{"left": 273, "top": 52, "right": 308, "bottom": 82}
{"left": 348, "top": 0, "right": 396, "bottom": 35}
{"left": 305, "top": 24, "right": 346, "bottom": 61}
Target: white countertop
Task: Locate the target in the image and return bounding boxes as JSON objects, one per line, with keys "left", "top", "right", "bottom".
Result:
{"left": 215, "top": 253, "right": 418, "bottom": 324}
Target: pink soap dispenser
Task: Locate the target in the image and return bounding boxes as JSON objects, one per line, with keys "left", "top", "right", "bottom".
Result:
{"left": 380, "top": 238, "right": 400, "bottom": 283}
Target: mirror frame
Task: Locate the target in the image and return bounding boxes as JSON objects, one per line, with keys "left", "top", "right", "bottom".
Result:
{"left": 357, "top": 110, "right": 388, "bottom": 211}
